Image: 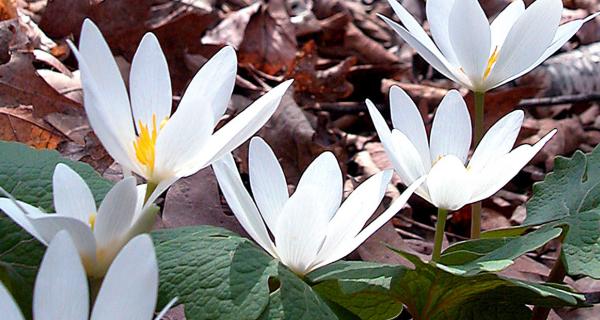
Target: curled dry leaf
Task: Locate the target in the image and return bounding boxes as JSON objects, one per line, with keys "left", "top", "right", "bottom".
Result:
{"left": 0, "top": 105, "right": 64, "bottom": 149}
{"left": 238, "top": 0, "right": 297, "bottom": 75}
{"left": 0, "top": 53, "right": 80, "bottom": 116}
{"left": 288, "top": 40, "right": 356, "bottom": 104}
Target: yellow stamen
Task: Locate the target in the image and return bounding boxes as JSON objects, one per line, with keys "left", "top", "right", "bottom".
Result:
{"left": 484, "top": 46, "right": 499, "bottom": 79}
{"left": 133, "top": 113, "right": 169, "bottom": 174}
{"left": 88, "top": 212, "right": 97, "bottom": 230}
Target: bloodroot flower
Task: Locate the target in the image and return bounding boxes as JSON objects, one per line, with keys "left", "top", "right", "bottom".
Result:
{"left": 213, "top": 137, "right": 424, "bottom": 275}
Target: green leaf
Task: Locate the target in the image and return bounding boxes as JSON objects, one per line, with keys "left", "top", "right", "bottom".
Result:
{"left": 0, "top": 141, "right": 113, "bottom": 318}
{"left": 277, "top": 264, "right": 337, "bottom": 319}
{"left": 525, "top": 146, "right": 600, "bottom": 278}
{"left": 152, "top": 225, "right": 276, "bottom": 320}
{"left": 308, "top": 262, "right": 403, "bottom": 320}
{"left": 153, "top": 225, "right": 342, "bottom": 320}
{"left": 311, "top": 252, "right": 584, "bottom": 320}
{"left": 480, "top": 225, "right": 531, "bottom": 239}
{"left": 439, "top": 227, "right": 562, "bottom": 274}
{"left": 561, "top": 210, "right": 600, "bottom": 278}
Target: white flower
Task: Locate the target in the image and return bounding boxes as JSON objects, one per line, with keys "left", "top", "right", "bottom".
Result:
{"left": 380, "top": 0, "right": 599, "bottom": 92}
{"left": 69, "top": 19, "right": 292, "bottom": 204}
{"left": 0, "top": 164, "right": 156, "bottom": 277}
{"left": 367, "top": 86, "right": 556, "bottom": 211}
{"left": 213, "top": 137, "right": 424, "bottom": 275}
{"left": 0, "top": 231, "right": 166, "bottom": 320}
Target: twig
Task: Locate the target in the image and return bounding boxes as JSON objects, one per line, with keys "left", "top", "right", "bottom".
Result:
{"left": 517, "top": 93, "right": 600, "bottom": 108}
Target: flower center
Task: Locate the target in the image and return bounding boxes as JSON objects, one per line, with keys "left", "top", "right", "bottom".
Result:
{"left": 88, "top": 212, "right": 96, "bottom": 230}
{"left": 483, "top": 46, "right": 499, "bottom": 80}
{"left": 133, "top": 114, "right": 168, "bottom": 174}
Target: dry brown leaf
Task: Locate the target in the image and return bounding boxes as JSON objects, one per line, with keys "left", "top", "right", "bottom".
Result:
{"left": 0, "top": 105, "right": 64, "bottom": 149}
{"left": 158, "top": 167, "right": 246, "bottom": 236}
{"left": 238, "top": 0, "right": 297, "bottom": 75}
{"left": 288, "top": 40, "right": 355, "bottom": 104}
{"left": 0, "top": 0, "right": 16, "bottom": 21}
{"left": 235, "top": 92, "right": 346, "bottom": 184}
{"left": 522, "top": 117, "right": 586, "bottom": 169}
{"left": 0, "top": 53, "right": 80, "bottom": 116}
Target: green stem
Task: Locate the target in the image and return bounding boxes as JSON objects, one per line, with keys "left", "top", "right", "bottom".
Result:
{"left": 473, "top": 91, "right": 485, "bottom": 145}
{"left": 144, "top": 182, "right": 158, "bottom": 204}
{"left": 432, "top": 208, "right": 449, "bottom": 262}
{"left": 531, "top": 248, "right": 567, "bottom": 320}
{"left": 471, "top": 91, "right": 485, "bottom": 239}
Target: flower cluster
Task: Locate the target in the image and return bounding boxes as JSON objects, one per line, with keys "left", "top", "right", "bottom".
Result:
{"left": 1, "top": 0, "right": 596, "bottom": 316}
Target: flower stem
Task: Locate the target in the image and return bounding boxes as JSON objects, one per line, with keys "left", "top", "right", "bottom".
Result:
{"left": 531, "top": 247, "right": 567, "bottom": 320}
{"left": 144, "top": 182, "right": 157, "bottom": 204}
{"left": 471, "top": 91, "right": 485, "bottom": 239}
{"left": 89, "top": 276, "right": 103, "bottom": 304}
{"left": 432, "top": 208, "right": 449, "bottom": 262}
{"left": 473, "top": 91, "right": 485, "bottom": 145}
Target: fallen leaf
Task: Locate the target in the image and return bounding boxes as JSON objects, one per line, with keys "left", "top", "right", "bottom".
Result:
{"left": 238, "top": 0, "right": 297, "bottom": 75}
{"left": 0, "top": 53, "right": 80, "bottom": 116}
{"left": 158, "top": 167, "right": 246, "bottom": 236}
{"left": 0, "top": 105, "right": 64, "bottom": 149}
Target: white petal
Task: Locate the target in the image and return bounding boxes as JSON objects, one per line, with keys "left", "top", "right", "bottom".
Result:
{"left": 0, "top": 198, "right": 46, "bottom": 243}
{"left": 94, "top": 177, "right": 137, "bottom": 260}
{"left": 212, "top": 153, "right": 277, "bottom": 257}
{"left": 426, "top": 155, "right": 472, "bottom": 210}
{"left": 0, "top": 282, "right": 25, "bottom": 320}
{"left": 387, "top": 0, "right": 439, "bottom": 53}
{"left": 176, "top": 80, "right": 293, "bottom": 177}
{"left": 91, "top": 235, "right": 158, "bottom": 320}
{"left": 293, "top": 152, "right": 342, "bottom": 221}
{"left": 429, "top": 90, "right": 471, "bottom": 163}
{"left": 75, "top": 20, "right": 137, "bottom": 171}
{"left": 28, "top": 216, "right": 97, "bottom": 272}
{"left": 178, "top": 46, "right": 236, "bottom": 127}
{"left": 313, "top": 170, "right": 392, "bottom": 269}
{"left": 389, "top": 86, "right": 431, "bottom": 169}
{"left": 378, "top": 14, "right": 468, "bottom": 87}
{"left": 470, "top": 129, "right": 556, "bottom": 202}
{"left": 485, "top": 0, "right": 562, "bottom": 89}
{"left": 275, "top": 184, "right": 329, "bottom": 275}
{"left": 489, "top": 12, "right": 600, "bottom": 90}
{"left": 154, "top": 47, "right": 238, "bottom": 178}
{"left": 448, "top": 0, "right": 491, "bottom": 88}
{"left": 130, "top": 33, "right": 172, "bottom": 131}
{"left": 490, "top": 0, "right": 525, "bottom": 49}
{"left": 468, "top": 110, "right": 524, "bottom": 172}
{"left": 53, "top": 163, "right": 96, "bottom": 223}
{"left": 366, "top": 99, "right": 426, "bottom": 185}
{"left": 425, "top": 0, "right": 459, "bottom": 65}
{"left": 249, "top": 137, "right": 288, "bottom": 232}
{"left": 321, "top": 175, "right": 425, "bottom": 269}
{"left": 34, "top": 231, "right": 89, "bottom": 320}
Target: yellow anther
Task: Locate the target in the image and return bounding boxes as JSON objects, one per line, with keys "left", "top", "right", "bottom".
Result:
{"left": 484, "top": 46, "right": 499, "bottom": 80}
{"left": 88, "top": 212, "right": 97, "bottom": 230}
{"left": 133, "top": 113, "right": 169, "bottom": 174}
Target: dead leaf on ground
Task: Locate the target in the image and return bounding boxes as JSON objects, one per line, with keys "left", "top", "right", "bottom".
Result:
{"left": 158, "top": 167, "right": 246, "bottom": 236}
{"left": 289, "top": 40, "right": 356, "bottom": 104}
{"left": 234, "top": 91, "right": 346, "bottom": 185}
{"left": 0, "top": 105, "right": 65, "bottom": 149}
{"left": 238, "top": 0, "right": 297, "bottom": 75}
{"left": 0, "top": 53, "right": 80, "bottom": 116}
